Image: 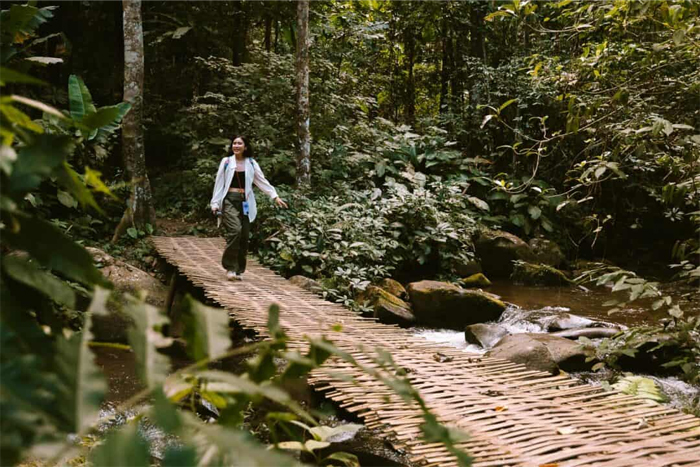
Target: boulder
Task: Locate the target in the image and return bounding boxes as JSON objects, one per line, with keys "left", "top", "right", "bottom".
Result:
{"left": 86, "top": 247, "right": 167, "bottom": 307}
{"left": 407, "top": 280, "right": 506, "bottom": 330}
{"left": 475, "top": 229, "right": 537, "bottom": 278}
{"left": 377, "top": 278, "right": 408, "bottom": 300}
{"left": 86, "top": 247, "right": 168, "bottom": 343}
{"left": 511, "top": 261, "right": 572, "bottom": 287}
{"left": 464, "top": 323, "right": 509, "bottom": 349}
{"left": 551, "top": 327, "right": 622, "bottom": 339}
{"left": 289, "top": 275, "right": 323, "bottom": 294}
{"left": 527, "top": 334, "right": 591, "bottom": 372}
{"left": 460, "top": 273, "right": 491, "bottom": 288}
{"left": 487, "top": 333, "right": 591, "bottom": 373}
{"left": 455, "top": 260, "right": 483, "bottom": 277}
{"left": 358, "top": 286, "right": 415, "bottom": 327}
{"left": 529, "top": 238, "right": 566, "bottom": 268}
{"left": 487, "top": 334, "right": 559, "bottom": 374}
{"left": 524, "top": 311, "right": 595, "bottom": 331}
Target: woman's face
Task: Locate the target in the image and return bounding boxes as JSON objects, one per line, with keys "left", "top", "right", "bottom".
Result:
{"left": 231, "top": 138, "right": 245, "bottom": 156}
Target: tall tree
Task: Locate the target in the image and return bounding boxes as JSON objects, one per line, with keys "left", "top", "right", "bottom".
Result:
{"left": 295, "top": 0, "right": 311, "bottom": 187}
{"left": 114, "top": 0, "right": 155, "bottom": 241}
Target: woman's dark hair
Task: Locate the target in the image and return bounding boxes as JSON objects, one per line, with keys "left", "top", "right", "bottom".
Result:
{"left": 229, "top": 135, "right": 253, "bottom": 158}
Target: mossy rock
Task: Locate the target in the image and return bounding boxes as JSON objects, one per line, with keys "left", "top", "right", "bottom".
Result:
{"left": 358, "top": 286, "right": 415, "bottom": 327}
{"left": 377, "top": 278, "right": 408, "bottom": 300}
{"left": 407, "top": 280, "right": 506, "bottom": 330}
{"left": 510, "top": 261, "right": 572, "bottom": 287}
{"left": 474, "top": 228, "right": 537, "bottom": 278}
{"left": 460, "top": 273, "right": 492, "bottom": 288}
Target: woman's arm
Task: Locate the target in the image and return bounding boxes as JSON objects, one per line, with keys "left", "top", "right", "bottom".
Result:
{"left": 210, "top": 158, "right": 227, "bottom": 211}
{"left": 252, "top": 160, "right": 279, "bottom": 200}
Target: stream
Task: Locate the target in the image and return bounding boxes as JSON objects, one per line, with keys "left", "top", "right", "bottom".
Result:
{"left": 91, "top": 280, "right": 698, "bottom": 463}
{"left": 415, "top": 280, "right": 700, "bottom": 413}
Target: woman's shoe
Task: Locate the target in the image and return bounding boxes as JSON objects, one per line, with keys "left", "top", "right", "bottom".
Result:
{"left": 226, "top": 271, "right": 237, "bottom": 281}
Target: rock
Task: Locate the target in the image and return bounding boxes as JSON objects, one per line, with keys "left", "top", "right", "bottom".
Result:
{"left": 460, "top": 273, "right": 491, "bottom": 288}
{"left": 529, "top": 238, "right": 566, "bottom": 268}
{"left": 487, "top": 332, "right": 591, "bottom": 373}
{"left": 358, "top": 286, "right": 415, "bottom": 327}
{"left": 407, "top": 280, "right": 506, "bottom": 330}
{"left": 86, "top": 247, "right": 169, "bottom": 343}
{"left": 464, "top": 323, "right": 509, "bottom": 349}
{"left": 455, "top": 260, "right": 483, "bottom": 277}
{"left": 528, "top": 334, "right": 591, "bottom": 372}
{"left": 487, "top": 334, "right": 559, "bottom": 374}
{"left": 545, "top": 313, "right": 595, "bottom": 331}
{"left": 289, "top": 275, "right": 323, "bottom": 293}
{"left": 511, "top": 261, "right": 572, "bottom": 287}
{"left": 475, "top": 229, "right": 537, "bottom": 278}
{"left": 86, "top": 247, "right": 167, "bottom": 307}
{"left": 551, "top": 327, "right": 623, "bottom": 339}
{"left": 377, "top": 278, "right": 408, "bottom": 300}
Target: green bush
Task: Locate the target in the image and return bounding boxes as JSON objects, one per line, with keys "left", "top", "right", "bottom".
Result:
{"left": 254, "top": 178, "right": 479, "bottom": 307}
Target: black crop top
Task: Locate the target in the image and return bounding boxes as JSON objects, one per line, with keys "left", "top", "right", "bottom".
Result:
{"left": 234, "top": 170, "right": 246, "bottom": 189}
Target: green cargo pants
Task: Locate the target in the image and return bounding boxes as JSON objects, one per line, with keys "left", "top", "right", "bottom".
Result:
{"left": 221, "top": 191, "right": 250, "bottom": 273}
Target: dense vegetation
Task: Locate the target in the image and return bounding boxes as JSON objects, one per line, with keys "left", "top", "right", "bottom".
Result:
{"left": 1, "top": 0, "right": 699, "bottom": 465}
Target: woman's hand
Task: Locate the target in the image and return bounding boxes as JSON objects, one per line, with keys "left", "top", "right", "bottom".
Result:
{"left": 274, "top": 197, "right": 288, "bottom": 209}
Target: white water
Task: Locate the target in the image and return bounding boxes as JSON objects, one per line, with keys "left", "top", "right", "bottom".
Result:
{"left": 412, "top": 304, "right": 698, "bottom": 413}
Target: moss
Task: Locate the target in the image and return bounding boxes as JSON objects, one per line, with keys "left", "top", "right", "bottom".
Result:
{"left": 460, "top": 273, "right": 492, "bottom": 288}
{"left": 511, "top": 261, "right": 572, "bottom": 286}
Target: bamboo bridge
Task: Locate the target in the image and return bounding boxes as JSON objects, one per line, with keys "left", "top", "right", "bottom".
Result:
{"left": 152, "top": 236, "right": 700, "bottom": 467}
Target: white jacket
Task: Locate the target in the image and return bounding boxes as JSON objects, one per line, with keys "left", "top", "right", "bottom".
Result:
{"left": 210, "top": 156, "right": 278, "bottom": 222}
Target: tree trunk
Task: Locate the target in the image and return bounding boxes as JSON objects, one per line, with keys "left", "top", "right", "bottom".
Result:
{"left": 295, "top": 0, "right": 311, "bottom": 187}
{"left": 274, "top": 20, "right": 280, "bottom": 53}
{"left": 470, "top": 3, "right": 486, "bottom": 62}
{"left": 404, "top": 29, "right": 416, "bottom": 127}
{"left": 231, "top": 2, "right": 246, "bottom": 66}
{"left": 113, "top": 0, "right": 155, "bottom": 242}
{"left": 264, "top": 15, "right": 272, "bottom": 52}
{"left": 439, "top": 19, "right": 452, "bottom": 115}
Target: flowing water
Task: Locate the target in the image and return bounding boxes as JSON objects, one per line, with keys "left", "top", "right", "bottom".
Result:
{"left": 414, "top": 280, "right": 700, "bottom": 413}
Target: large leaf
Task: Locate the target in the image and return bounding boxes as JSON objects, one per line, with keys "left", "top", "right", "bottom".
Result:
{"left": 0, "top": 67, "right": 46, "bottom": 86}
{"left": 2, "top": 255, "right": 76, "bottom": 308}
{"left": 2, "top": 211, "right": 106, "bottom": 286}
{"left": 89, "top": 423, "right": 150, "bottom": 467}
{"left": 612, "top": 374, "right": 667, "bottom": 403}
{"left": 0, "top": 5, "right": 56, "bottom": 46}
{"left": 6, "top": 134, "right": 73, "bottom": 197}
{"left": 67, "top": 75, "right": 96, "bottom": 121}
{"left": 81, "top": 103, "right": 131, "bottom": 134}
{"left": 187, "top": 419, "right": 301, "bottom": 467}
{"left": 54, "top": 313, "right": 107, "bottom": 434}
{"left": 124, "top": 296, "right": 172, "bottom": 389}
{"left": 183, "top": 296, "right": 230, "bottom": 361}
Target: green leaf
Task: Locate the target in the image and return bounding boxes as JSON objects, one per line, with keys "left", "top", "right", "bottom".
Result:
{"left": 612, "top": 375, "right": 667, "bottom": 403}
{"left": 2, "top": 211, "right": 106, "bottom": 286}
{"left": 6, "top": 134, "right": 72, "bottom": 197}
{"left": 527, "top": 205, "right": 542, "bottom": 220}
{"left": 55, "top": 313, "right": 107, "bottom": 433}
{"left": 2, "top": 255, "right": 76, "bottom": 308}
{"left": 68, "top": 75, "right": 96, "bottom": 121}
{"left": 89, "top": 423, "right": 150, "bottom": 467}
{"left": 81, "top": 105, "right": 124, "bottom": 131}
{"left": 57, "top": 189, "right": 77, "bottom": 208}
{"left": 127, "top": 227, "right": 139, "bottom": 239}
{"left": 0, "top": 67, "right": 47, "bottom": 86}
{"left": 124, "top": 296, "right": 172, "bottom": 389}
{"left": 309, "top": 423, "right": 363, "bottom": 442}
{"left": 183, "top": 296, "right": 231, "bottom": 361}
{"left": 499, "top": 98, "right": 518, "bottom": 112}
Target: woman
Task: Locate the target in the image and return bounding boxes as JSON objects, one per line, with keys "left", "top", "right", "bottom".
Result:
{"left": 210, "top": 136, "right": 288, "bottom": 281}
